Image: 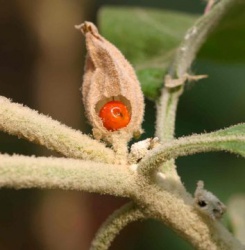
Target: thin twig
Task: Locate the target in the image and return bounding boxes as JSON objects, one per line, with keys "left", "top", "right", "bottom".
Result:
{"left": 173, "top": 0, "right": 237, "bottom": 77}
{"left": 138, "top": 133, "right": 245, "bottom": 177}
{"left": 90, "top": 202, "right": 144, "bottom": 250}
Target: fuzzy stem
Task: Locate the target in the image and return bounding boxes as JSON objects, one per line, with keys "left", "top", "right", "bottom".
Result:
{"left": 0, "top": 96, "right": 114, "bottom": 163}
{"left": 139, "top": 134, "right": 245, "bottom": 177}
{"left": 156, "top": 0, "right": 236, "bottom": 143}
{"left": 0, "top": 154, "right": 135, "bottom": 197}
{"left": 155, "top": 86, "right": 184, "bottom": 193}
{"left": 204, "top": 0, "right": 216, "bottom": 14}
{"left": 110, "top": 133, "right": 129, "bottom": 164}
{"left": 0, "top": 154, "right": 243, "bottom": 249}
{"left": 155, "top": 87, "right": 183, "bottom": 142}
{"left": 173, "top": 0, "right": 237, "bottom": 77}
{"left": 154, "top": 0, "right": 236, "bottom": 192}
{"left": 134, "top": 179, "right": 244, "bottom": 250}
{"left": 90, "top": 202, "right": 144, "bottom": 250}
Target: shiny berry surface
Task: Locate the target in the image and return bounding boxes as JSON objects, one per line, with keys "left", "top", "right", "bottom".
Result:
{"left": 99, "top": 101, "right": 131, "bottom": 131}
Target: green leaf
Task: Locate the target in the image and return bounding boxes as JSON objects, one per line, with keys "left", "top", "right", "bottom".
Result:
{"left": 137, "top": 68, "right": 165, "bottom": 100}
{"left": 199, "top": 1, "right": 245, "bottom": 63}
{"left": 98, "top": 7, "right": 199, "bottom": 100}
{"left": 211, "top": 123, "right": 245, "bottom": 157}
{"left": 176, "top": 123, "right": 245, "bottom": 159}
{"left": 99, "top": 0, "right": 241, "bottom": 100}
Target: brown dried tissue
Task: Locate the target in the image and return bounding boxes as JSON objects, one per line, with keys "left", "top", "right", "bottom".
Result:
{"left": 77, "top": 22, "right": 144, "bottom": 143}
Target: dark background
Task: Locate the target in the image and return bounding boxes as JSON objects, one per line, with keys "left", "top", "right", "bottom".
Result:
{"left": 0, "top": 0, "right": 244, "bottom": 249}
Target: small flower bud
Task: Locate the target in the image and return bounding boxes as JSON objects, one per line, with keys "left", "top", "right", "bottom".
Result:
{"left": 76, "top": 22, "right": 144, "bottom": 144}
{"left": 129, "top": 137, "right": 160, "bottom": 164}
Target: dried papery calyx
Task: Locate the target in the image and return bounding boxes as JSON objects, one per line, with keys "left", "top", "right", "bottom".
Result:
{"left": 76, "top": 21, "right": 144, "bottom": 144}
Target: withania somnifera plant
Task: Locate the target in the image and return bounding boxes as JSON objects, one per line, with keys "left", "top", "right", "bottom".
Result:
{"left": 0, "top": 0, "right": 244, "bottom": 249}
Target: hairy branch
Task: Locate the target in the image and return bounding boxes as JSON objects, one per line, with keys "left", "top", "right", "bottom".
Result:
{"left": 0, "top": 154, "right": 242, "bottom": 249}
{"left": 0, "top": 154, "right": 135, "bottom": 197}
{"left": 172, "top": 0, "right": 237, "bottom": 77}
{"left": 156, "top": 0, "right": 236, "bottom": 142}
{"left": 155, "top": 87, "right": 183, "bottom": 142}
{"left": 138, "top": 132, "right": 245, "bottom": 177}
{"left": 134, "top": 180, "right": 244, "bottom": 250}
{"left": 0, "top": 96, "right": 114, "bottom": 163}
{"left": 91, "top": 202, "right": 144, "bottom": 250}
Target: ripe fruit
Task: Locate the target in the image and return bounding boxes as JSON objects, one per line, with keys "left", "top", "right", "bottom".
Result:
{"left": 99, "top": 101, "right": 131, "bottom": 131}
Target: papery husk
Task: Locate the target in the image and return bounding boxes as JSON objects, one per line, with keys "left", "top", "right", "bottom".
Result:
{"left": 76, "top": 22, "right": 144, "bottom": 144}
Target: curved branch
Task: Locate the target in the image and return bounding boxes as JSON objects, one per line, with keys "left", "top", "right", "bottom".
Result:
{"left": 90, "top": 202, "right": 145, "bottom": 250}
{"left": 138, "top": 133, "right": 245, "bottom": 177}
{"left": 0, "top": 96, "right": 114, "bottom": 163}
{"left": 172, "top": 0, "right": 236, "bottom": 77}
{"left": 0, "top": 154, "right": 135, "bottom": 197}
{"left": 156, "top": 0, "right": 237, "bottom": 143}
{"left": 133, "top": 180, "right": 244, "bottom": 250}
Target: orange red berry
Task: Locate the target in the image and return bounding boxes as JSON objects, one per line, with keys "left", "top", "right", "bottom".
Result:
{"left": 99, "top": 101, "right": 131, "bottom": 131}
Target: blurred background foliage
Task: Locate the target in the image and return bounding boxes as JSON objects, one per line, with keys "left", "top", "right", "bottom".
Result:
{"left": 0, "top": 0, "right": 244, "bottom": 249}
